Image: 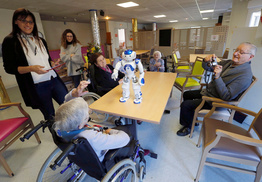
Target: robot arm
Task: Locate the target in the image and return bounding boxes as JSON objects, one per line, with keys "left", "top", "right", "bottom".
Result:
{"left": 111, "top": 60, "right": 122, "bottom": 81}
{"left": 135, "top": 59, "right": 145, "bottom": 86}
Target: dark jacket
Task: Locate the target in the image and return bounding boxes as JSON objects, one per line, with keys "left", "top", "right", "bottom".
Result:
{"left": 89, "top": 64, "right": 124, "bottom": 96}
{"left": 2, "top": 34, "right": 66, "bottom": 109}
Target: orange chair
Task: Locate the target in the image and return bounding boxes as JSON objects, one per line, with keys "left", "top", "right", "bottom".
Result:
{"left": 0, "top": 102, "right": 41, "bottom": 177}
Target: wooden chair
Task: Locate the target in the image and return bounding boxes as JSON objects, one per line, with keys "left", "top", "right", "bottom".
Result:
{"left": 195, "top": 103, "right": 262, "bottom": 182}
{"left": 0, "top": 102, "right": 41, "bottom": 176}
{"left": 171, "top": 51, "right": 191, "bottom": 74}
{"left": 190, "top": 76, "right": 257, "bottom": 138}
{"left": 174, "top": 57, "right": 205, "bottom": 104}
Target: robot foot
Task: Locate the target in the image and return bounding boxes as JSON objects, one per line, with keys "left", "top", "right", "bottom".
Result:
{"left": 120, "top": 97, "right": 129, "bottom": 103}
{"left": 134, "top": 97, "right": 142, "bottom": 104}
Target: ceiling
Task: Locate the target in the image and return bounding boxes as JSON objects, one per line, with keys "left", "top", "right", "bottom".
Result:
{"left": 0, "top": 0, "right": 233, "bottom": 24}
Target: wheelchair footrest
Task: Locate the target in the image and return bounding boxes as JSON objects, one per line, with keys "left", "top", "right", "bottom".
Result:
{"left": 149, "top": 152, "right": 158, "bottom": 159}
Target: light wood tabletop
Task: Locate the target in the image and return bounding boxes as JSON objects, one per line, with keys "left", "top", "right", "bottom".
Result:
{"left": 135, "top": 50, "right": 150, "bottom": 55}
{"left": 89, "top": 72, "right": 177, "bottom": 124}
{"left": 189, "top": 54, "right": 221, "bottom": 63}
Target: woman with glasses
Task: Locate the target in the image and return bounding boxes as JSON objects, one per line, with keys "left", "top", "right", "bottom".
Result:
{"left": 2, "top": 8, "right": 68, "bottom": 120}
{"left": 60, "top": 29, "right": 84, "bottom": 87}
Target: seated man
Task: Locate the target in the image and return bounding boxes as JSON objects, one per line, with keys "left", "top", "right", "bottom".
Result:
{"left": 177, "top": 42, "right": 257, "bottom": 136}
{"left": 54, "top": 81, "right": 132, "bottom": 162}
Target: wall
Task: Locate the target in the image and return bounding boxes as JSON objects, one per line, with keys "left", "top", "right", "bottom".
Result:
{"left": 107, "top": 21, "right": 133, "bottom": 58}
{"left": 0, "top": 8, "right": 45, "bottom": 89}
{"left": 42, "top": 20, "right": 94, "bottom": 50}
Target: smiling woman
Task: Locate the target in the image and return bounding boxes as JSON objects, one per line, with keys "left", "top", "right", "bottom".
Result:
{"left": 2, "top": 8, "right": 68, "bottom": 120}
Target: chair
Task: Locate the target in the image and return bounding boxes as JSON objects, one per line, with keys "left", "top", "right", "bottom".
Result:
{"left": 0, "top": 102, "right": 41, "bottom": 176}
{"left": 190, "top": 76, "right": 257, "bottom": 138}
{"left": 171, "top": 51, "right": 192, "bottom": 74}
{"left": 174, "top": 56, "right": 205, "bottom": 104}
{"left": 144, "top": 47, "right": 155, "bottom": 65}
{"left": 195, "top": 103, "right": 262, "bottom": 182}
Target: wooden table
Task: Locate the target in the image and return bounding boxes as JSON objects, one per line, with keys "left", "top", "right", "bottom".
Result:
{"left": 89, "top": 72, "right": 177, "bottom": 124}
{"left": 135, "top": 50, "right": 150, "bottom": 55}
{"left": 190, "top": 54, "right": 221, "bottom": 63}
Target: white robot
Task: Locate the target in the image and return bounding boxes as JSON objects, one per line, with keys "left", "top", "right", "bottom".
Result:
{"left": 111, "top": 49, "right": 145, "bottom": 104}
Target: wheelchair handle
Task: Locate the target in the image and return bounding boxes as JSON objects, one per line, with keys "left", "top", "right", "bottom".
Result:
{"left": 20, "top": 121, "right": 45, "bottom": 142}
{"left": 50, "top": 139, "right": 79, "bottom": 170}
{"left": 76, "top": 67, "right": 86, "bottom": 72}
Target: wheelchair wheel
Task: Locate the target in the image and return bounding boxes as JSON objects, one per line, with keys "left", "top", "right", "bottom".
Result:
{"left": 82, "top": 92, "right": 109, "bottom": 123}
{"left": 37, "top": 147, "right": 86, "bottom": 182}
{"left": 102, "top": 159, "right": 137, "bottom": 182}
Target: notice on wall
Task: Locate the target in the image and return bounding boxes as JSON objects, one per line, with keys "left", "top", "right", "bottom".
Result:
{"left": 211, "top": 35, "right": 219, "bottom": 41}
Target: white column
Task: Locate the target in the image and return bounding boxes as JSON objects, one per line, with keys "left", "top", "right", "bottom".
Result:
{"left": 89, "top": 9, "right": 101, "bottom": 46}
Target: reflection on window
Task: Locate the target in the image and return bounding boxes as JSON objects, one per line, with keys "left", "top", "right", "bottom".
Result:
{"left": 249, "top": 11, "right": 261, "bottom": 27}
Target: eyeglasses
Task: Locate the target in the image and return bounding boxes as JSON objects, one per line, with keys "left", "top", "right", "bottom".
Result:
{"left": 233, "top": 49, "right": 251, "bottom": 55}
{"left": 18, "top": 19, "right": 34, "bottom": 25}
{"left": 66, "top": 36, "right": 73, "bottom": 38}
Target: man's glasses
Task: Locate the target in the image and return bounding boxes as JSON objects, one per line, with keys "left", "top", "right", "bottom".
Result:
{"left": 18, "top": 19, "right": 34, "bottom": 25}
{"left": 233, "top": 49, "right": 251, "bottom": 55}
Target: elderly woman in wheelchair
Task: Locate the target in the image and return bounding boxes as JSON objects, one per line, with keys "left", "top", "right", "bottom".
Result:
{"left": 35, "top": 83, "right": 151, "bottom": 181}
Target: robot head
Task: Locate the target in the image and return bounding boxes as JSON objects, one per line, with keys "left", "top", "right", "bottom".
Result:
{"left": 122, "top": 49, "right": 136, "bottom": 62}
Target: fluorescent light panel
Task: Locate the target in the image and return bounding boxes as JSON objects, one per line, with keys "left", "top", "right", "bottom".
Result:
{"left": 202, "top": 18, "right": 208, "bottom": 20}
{"left": 169, "top": 20, "right": 178, "bottom": 22}
{"left": 154, "top": 15, "right": 166, "bottom": 18}
{"left": 200, "top": 9, "right": 214, "bottom": 13}
{"left": 117, "top": 2, "right": 139, "bottom": 8}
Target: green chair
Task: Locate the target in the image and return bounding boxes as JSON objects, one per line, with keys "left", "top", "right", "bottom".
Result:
{"left": 171, "top": 51, "right": 191, "bottom": 74}
{"left": 174, "top": 56, "right": 205, "bottom": 104}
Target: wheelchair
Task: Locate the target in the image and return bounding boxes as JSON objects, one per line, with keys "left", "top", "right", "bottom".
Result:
{"left": 20, "top": 92, "right": 157, "bottom": 182}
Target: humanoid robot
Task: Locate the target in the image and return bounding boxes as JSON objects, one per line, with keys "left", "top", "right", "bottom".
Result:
{"left": 111, "top": 49, "right": 145, "bottom": 104}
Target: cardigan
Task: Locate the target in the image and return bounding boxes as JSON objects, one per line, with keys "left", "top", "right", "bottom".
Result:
{"left": 2, "top": 34, "right": 67, "bottom": 109}
{"left": 60, "top": 43, "right": 84, "bottom": 76}
{"left": 201, "top": 59, "right": 253, "bottom": 101}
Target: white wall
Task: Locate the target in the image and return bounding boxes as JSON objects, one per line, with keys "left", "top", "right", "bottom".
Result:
{"left": 107, "top": 21, "right": 133, "bottom": 58}
{"left": 41, "top": 20, "right": 93, "bottom": 50}
{"left": 0, "top": 8, "right": 44, "bottom": 89}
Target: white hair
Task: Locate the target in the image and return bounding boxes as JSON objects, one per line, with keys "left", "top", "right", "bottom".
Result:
{"left": 153, "top": 51, "right": 161, "bottom": 57}
{"left": 54, "top": 97, "right": 89, "bottom": 132}
{"left": 241, "top": 42, "right": 257, "bottom": 56}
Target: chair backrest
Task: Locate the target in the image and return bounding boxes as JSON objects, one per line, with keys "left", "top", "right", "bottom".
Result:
{"left": 150, "top": 47, "right": 155, "bottom": 56}
{"left": 252, "top": 108, "right": 262, "bottom": 140}
{"left": 172, "top": 52, "right": 178, "bottom": 64}
{"left": 234, "top": 76, "right": 257, "bottom": 103}
{"left": 175, "top": 50, "right": 181, "bottom": 59}
{"left": 191, "top": 57, "right": 205, "bottom": 79}
{"left": 222, "top": 48, "right": 229, "bottom": 59}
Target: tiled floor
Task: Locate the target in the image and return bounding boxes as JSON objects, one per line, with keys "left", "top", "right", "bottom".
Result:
{"left": 0, "top": 86, "right": 255, "bottom": 182}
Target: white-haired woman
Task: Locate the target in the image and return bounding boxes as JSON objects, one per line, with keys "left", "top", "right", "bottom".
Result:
{"left": 149, "top": 51, "right": 165, "bottom": 72}
{"left": 54, "top": 96, "right": 130, "bottom": 162}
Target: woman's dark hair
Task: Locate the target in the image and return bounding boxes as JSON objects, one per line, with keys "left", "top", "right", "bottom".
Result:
{"left": 11, "top": 8, "right": 42, "bottom": 53}
{"left": 61, "top": 29, "right": 81, "bottom": 49}
{"left": 90, "top": 53, "right": 103, "bottom": 64}
{"left": 11, "top": 8, "right": 39, "bottom": 37}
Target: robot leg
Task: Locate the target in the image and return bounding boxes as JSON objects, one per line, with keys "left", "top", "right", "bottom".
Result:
{"left": 120, "top": 77, "right": 130, "bottom": 103}
{"left": 132, "top": 77, "right": 142, "bottom": 104}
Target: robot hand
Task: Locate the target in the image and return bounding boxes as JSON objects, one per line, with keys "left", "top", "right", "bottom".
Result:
{"left": 138, "top": 71, "right": 145, "bottom": 86}
{"left": 111, "top": 71, "right": 118, "bottom": 81}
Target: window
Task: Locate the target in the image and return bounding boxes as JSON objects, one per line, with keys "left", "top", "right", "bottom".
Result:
{"left": 159, "top": 29, "right": 171, "bottom": 46}
{"left": 249, "top": 11, "right": 261, "bottom": 27}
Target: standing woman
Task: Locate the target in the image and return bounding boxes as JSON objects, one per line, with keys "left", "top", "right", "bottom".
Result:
{"left": 2, "top": 8, "right": 68, "bottom": 120}
{"left": 60, "top": 29, "right": 84, "bottom": 87}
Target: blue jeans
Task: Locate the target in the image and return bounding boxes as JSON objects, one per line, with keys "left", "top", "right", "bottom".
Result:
{"left": 180, "top": 90, "right": 212, "bottom": 127}
{"left": 35, "top": 77, "right": 68, "bottom": 120}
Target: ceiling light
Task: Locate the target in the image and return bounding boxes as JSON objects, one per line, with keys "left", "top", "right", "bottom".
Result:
{"left": 169, "top": 20, "right": 178, "bottom": 22}
{"left": 202, "top": 18, "right": 208, "bottom": 20}
{"left": 117, "top": 2, "right": 139, "bottom": 8}
{"left": 200, "top": 9, "right": 214, "bottom": 13}
{"left": 154, "top": 15, "right": 166, "bottom": 18}
{"left": 105, "top": 16, "right": 109, "bottom": 20}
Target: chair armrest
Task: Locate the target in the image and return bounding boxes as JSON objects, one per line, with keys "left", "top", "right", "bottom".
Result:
{"left": 202, "top": 96, "right": 239, "bottom": 105}
{"left": 205, "top": 103, "right": 257, "bottom": 119}
{"left": 216, "top": 129, "right": 262, "bottom": 147}
{"left": 0, "top": 102, "right": 21, "bottom": 108}
{"left": 0, "top": 102, "right": 30, "bottom": 118}
{"left": 186, "top": 74, "right": 203, "bottom": 78}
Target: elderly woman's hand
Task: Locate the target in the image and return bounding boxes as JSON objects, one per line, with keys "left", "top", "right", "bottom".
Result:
{"left": 71, "top": 81, "right": 90, "bottom": 97}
